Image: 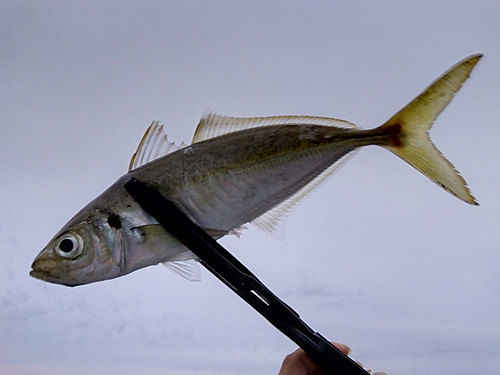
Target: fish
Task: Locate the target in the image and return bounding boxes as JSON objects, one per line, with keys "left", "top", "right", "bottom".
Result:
{"left": 30, "top": 54, "right": 481, "bottom": 286}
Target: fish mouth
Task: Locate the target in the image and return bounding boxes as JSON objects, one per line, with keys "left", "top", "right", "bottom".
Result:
{"left": 30, "top": 268, "right": 79, "bottom": 287}
{"left": 30, "top": 253, "right": 60, "bottom": 284}
{"left": 30, "top": 263, "right": 57, "bottom": 283}
{"left": 29, "top": 268, "right": 50, "bottom": 281}
{"left": 30, "top": 255, "right": 48, "bottom": 280}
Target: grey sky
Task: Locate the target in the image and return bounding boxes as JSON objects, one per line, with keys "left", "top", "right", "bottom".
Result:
{"left": 1, "top": 1, "right": 499, "bottom": 374}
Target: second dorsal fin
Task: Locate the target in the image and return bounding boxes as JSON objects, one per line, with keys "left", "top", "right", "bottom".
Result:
{"left": 192, "top": 111, "right": 360, "bottom": 143}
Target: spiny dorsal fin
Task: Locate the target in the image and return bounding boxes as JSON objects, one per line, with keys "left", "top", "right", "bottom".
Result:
{"left": 192, "top": 111, "right": 360, "bottom": 143}
{"left": 252, "top": 150, "right": 358, "bottom": 239}
{"left": 129, "top": 121, "right": 187, "bottom": 171}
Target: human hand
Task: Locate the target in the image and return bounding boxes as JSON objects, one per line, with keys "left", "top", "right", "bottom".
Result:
{"left": 277, "top": 342, "right": 386, "bottom": 375}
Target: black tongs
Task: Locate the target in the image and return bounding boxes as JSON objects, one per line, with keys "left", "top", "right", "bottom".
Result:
{"left": 124, "top": 177, "right": 369, "bottom": 375}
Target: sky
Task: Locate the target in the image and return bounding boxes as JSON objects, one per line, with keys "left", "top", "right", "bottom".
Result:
{"left": 1, "top": 1, "right": 499, "bottom": 374}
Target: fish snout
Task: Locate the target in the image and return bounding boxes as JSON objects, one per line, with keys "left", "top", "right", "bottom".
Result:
{"left": 29, "top": 249, "right": 74, "bottom": 285}
{"left": 29, "top": 251, "right": 54, "bottom": 281}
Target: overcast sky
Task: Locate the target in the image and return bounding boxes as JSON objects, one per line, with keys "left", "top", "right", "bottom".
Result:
{"left": 1, "top": 1, "right": 499, "bottom": 374}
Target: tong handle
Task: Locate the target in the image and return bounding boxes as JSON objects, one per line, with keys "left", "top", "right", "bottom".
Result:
{"left": 124, "top": 177, "right": 369, "bottom": 375}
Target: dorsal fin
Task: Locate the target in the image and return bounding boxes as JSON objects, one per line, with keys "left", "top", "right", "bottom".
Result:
{"left": 192, "top": 111, "right": 360, "bottom": 143}
{"left": 129, "top": 121, "right": 186, "bottom": 171}
{"left": 252, "top": 149, "right": 359, "bottom": 239}
{"left": 191, "top": 111, "right": 361, "bottom": 237}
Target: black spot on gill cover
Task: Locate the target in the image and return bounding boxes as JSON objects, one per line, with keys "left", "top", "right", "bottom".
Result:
{"left": 107, "top": 213, "right": 122, "bottom": 229}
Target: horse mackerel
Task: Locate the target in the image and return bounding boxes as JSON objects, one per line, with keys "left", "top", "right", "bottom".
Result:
{"left": 30, "top": 55, "right": 481, "bottom": 286}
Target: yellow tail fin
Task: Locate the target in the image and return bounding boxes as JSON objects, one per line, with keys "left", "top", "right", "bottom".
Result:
{"left": 380, "top": 54, "right": 482, "bottom": 205}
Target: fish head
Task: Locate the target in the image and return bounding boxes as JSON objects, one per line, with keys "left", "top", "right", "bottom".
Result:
{"left": 30, "top": 208, "right": 124, "bottom": 286}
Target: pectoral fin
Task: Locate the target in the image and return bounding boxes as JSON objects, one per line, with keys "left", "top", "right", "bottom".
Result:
{"left": 130, "top": 224, "right": 242, "bottom": 282}
{"left": 127, "top": 224, "right": 200, "bottom": 281}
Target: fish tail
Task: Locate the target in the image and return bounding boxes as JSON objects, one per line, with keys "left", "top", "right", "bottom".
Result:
{"left": 377, "top": 54, "right": 482, "bottom": 205}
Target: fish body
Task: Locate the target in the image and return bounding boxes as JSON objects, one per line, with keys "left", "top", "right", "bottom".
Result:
{"left": 30, "top": 55, "right": 481, "bottom": 286}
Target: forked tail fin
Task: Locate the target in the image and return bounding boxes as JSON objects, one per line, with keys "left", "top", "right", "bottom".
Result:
{"left": 379, "top": 54, "right": 482, "bottom": 205}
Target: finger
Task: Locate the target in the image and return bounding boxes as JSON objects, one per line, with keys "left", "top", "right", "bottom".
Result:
{"left": 330, "top": 341, "right": 351, "bottom": 356}
{"left": 278, "top": 348, "right": 313, "bottom": 375}
{"left": 278, "top": 342, "right": 352, "bottom": 375}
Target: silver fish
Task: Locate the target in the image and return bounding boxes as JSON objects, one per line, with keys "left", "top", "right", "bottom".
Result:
{"left": 30, "top": 55, "right": 481, "bottom": 286}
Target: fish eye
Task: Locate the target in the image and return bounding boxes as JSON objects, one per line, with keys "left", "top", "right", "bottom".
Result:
{"left": 54, "top": 232, "right": 83, "bottom": 259}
